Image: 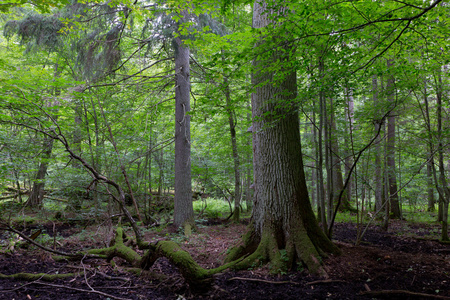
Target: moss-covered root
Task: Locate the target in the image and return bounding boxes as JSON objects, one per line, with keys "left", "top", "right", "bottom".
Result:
{"left": 0, "top": 272, "right": 77, "bottom": 281}
{"left": 141, "top": 241, "right": 238, "bottom": 292}
{"left": 141, "top": 240, "right": 212, "bottom": 291}
{"left": 224, "top": 224, "right": 259, "bottom": 264}
{"left": 228, "top": 227, "right": 329, "bottom": 277}
{"left": 88, "top": 227, "right": 141, "bottom": 267}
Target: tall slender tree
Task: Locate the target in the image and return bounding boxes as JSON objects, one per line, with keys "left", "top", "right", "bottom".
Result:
{"left": 173, "top": 11, "right": 194, "bottom": 230}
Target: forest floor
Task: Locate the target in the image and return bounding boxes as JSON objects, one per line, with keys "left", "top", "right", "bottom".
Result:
{"left": 0, "top": 218, "right": 449, "bottom": 300}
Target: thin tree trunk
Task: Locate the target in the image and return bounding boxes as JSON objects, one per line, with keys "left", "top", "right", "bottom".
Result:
{"left": 423, "top": 80, "right": 436, "bottom": 212}
{"left": 27, "top": 136, "right": 54, "bottom": 208}
{"left": 223, "top": 75, "right": 241, "bottom": 223}
{"left": 324, "top": 96, "right": 333, "bottom": 222}
{"left": 318, "top": 60, "right": 327, "bottom": 233}
{"left": 373, "top": 75, "right": 383, "bottom": 212}
{"left": 386, "top": 60, "right": 401, "bottom": 219}
{"left": 435, "top": 72, "right": 449, "bottom": 241}
{"left": 345, "top": 88, "right": 355, "bottom": 203}
{"left": 245, "top": 104, "right": 253, "bottom": 212}
{"left": 329, "top": 97, "right": 353, "bottom": 212}
{"left": 311, "top": 118, "right": 317, "bottom": 209}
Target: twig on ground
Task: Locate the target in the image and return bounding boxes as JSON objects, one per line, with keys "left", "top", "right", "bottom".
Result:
{"left": 360, "top": 290, "right": 450, "bottom": 299}
{"left": 32, "top": 281, "right": 132, "bottom": 300}
{"left": 228, "top": 277, "right": 299, "bottom": 285}
{"left": 0, "top": 274, "right": 46, "bottom": 292}
{"left": 306, "top": 279, "right": 346, "bottom": 285}
{"left": 96, "top": 271, "right": 130, "bottom": 282}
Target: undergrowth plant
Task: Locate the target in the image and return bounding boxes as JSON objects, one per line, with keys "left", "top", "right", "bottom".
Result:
{"left": 193, "top": 197, "right": 248, "bottom": 219}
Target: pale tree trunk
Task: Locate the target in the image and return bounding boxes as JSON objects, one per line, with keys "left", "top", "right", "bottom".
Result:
{"left": 173, "top": 29, "right": 194, "bottom": 230}
{"left": 226, "top": 1, "right": 339, "bottom": 275}
{"left": 386, "top": 60, "right": 402, "bottom": 219}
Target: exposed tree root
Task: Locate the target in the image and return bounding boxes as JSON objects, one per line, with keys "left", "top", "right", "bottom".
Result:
{"left": 225, "top": 221, "right": 338, "bottom": 277}
{"left": 27, "top": 281, "right": 130, "bottom": 300}
{"left": 1, "top": 226, "right": 297, "bottom": 293}
{"left": 306, "top": 279, "right": 346, "bottom": 285}
{"left": 140, "top": 240, "right": 241, "bottom": 292}
{"left": 87, "top": 227, "right": 141, "bottom": 267}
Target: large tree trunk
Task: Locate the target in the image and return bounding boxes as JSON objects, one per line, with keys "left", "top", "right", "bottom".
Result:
{"left": 226, "top": 1, "right": 339, "bottom": 275}
{"left": 173, "top": 30, "right": 194, "bottom": 230}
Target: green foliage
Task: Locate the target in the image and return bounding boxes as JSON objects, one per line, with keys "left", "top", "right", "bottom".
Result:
{"left": 0, "top": 0, "right": 449, "bottom": 240}
{"left": 193, "top": 197, "right": 228, "bottom": 218}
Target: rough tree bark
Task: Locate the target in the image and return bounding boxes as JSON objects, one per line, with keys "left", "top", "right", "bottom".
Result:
{"left": 173, "top": 19, "right": 194, "bottom": 230}
{"left": 225, "top": 1, "right": 339, "bottom": 275}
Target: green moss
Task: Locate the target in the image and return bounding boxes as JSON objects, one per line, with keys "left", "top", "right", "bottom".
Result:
{"left": 87, "top": 227, "right": 141, "bottom": 266}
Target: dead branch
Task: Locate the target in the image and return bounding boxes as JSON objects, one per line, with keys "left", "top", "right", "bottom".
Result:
{"left": 30, "top": 281, "right": 131, "bottom": 300}
{"left": 228, "top": 277, "right": 299, "bottom": 285}
{"left": 0, "top": 222, "right": 104, "bottom": 259}
{"left": 306, "top": 279, "right": 346, "bottom": 285}
{"left": 360, "top": 290, "right": 450, "bottom": 299}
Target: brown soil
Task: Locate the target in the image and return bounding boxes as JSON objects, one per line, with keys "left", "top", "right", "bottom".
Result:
{"left": 0, "top": 219, "right": 449, "bottom": 299}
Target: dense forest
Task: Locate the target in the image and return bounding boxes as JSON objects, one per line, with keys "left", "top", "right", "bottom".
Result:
{"left": 0, "top": 0, "right": 449, "bottom": 299}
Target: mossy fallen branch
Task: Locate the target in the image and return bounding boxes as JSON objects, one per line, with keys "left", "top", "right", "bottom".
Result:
{"left": 2, "top": 226, "right": 244, "bottom": 292}
{"left": 87, "top": 227, "right": 141, "bottom": 266}
{"left": 140, "top": 240, "right": 243, "bottom": 292}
